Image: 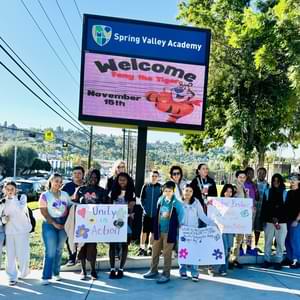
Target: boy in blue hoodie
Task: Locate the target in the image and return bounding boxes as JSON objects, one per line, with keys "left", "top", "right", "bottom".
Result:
{"left": 143, "top": 181, "right": 184, "bottom": 284}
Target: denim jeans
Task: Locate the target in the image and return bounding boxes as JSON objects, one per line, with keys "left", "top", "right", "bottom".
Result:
{"left": 286, "top": 222, "right": 300, "bottom": 261}
{"left": 219, "top": 233, "right": 234, "bottom": 273}
{"left": 42, "top": 221, "right": 67, "bottom": 279}
{"left": 179, "top": 264, "right": 199, "bottom": 277}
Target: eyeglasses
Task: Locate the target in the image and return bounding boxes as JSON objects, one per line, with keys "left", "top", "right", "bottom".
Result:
{"left": 172, "top": 172, "right": 180, "bottom": 176}
{"left": 117, "top": 166, "right": 125, "bottom": 169}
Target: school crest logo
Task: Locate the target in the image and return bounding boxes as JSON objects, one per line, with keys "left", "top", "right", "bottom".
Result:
{"left": 92, "top": 25, "right": 112, "bottom": 46}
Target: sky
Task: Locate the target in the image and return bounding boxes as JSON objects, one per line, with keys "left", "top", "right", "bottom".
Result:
{"left": 0, "top": 0, "right": 183, "bottom": 143}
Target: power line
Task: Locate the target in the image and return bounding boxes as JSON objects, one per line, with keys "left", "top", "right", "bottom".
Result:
{"left": 56, "top": 0, "right": 81, "bottom": 52}
{"left": 73, "top": 0, "right": 83, "bottom": 22}
{"left": 0, "top": 60, "right": 86, "bottom": 134}
{"left": 20, "top": 0, "right": 79, "bottom": 86}
{"left": 37, "top": 0, "right": 80, "bottom": 72}
{"left": 0, "top": 125, "right": 88, "bottom": 152}
{"left": 0, "top": 41, "right": 89, "bottom": 136}
{"left": 0, "top": 36, "right": 81, "bottom": 123}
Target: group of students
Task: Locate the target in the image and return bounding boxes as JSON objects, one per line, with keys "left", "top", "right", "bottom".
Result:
{"left": 0, "top": 161, "right": 299, "bottom": 286}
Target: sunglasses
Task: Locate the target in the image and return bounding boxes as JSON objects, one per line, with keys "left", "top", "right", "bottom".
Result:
{"left": 172, "top": 172, "right": 181, "bottom": 176}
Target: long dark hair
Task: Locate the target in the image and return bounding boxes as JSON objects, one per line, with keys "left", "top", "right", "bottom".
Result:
{"left": 110, "top": 172, "right": 135, "bottom": 203}
{"left": 183, "top": 183, "right": 197, "bottom": 204}
{"left": 271, "top": 173, "right": 285, "bottom": 190}
{"left": 220, "top": 184, "right": 235, "bottom": 197}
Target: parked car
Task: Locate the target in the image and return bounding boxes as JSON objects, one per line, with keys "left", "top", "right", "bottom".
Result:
{"left": 16, "top": 179, "right": 45, "bottom": 202}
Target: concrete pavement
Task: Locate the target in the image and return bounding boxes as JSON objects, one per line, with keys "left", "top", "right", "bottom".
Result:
{"left": 0, "top": 266, "right": 300, "bottom": 300}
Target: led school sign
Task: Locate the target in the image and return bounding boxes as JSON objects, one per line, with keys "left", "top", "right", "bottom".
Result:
{"left": 79, "top": 15, "right": 211, "bottom": 132}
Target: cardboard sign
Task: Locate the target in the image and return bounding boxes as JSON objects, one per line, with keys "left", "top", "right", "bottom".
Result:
{"left": 74, "top": 204, "right": 128, "bottom": 243}
{"left": 207, "top": 197, "right": 253, "bottom": 234}
{"left": 178, "top": 225, "right": 225, "bottom": 266}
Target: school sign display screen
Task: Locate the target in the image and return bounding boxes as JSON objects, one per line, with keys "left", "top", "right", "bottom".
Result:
{"left": 79, "top": 15, "right": 211, "bottom": 132}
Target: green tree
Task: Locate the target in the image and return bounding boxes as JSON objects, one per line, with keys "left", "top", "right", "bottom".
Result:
{"left": 0, "top": 145, "right": 38, "bottom": 176}
{"left": 179, "top": 0, "right": 300, "bottom": 167}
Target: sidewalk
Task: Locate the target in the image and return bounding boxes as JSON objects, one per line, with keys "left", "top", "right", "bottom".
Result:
{"left": 0, "top": 266, "right": 299, "bottom": 300}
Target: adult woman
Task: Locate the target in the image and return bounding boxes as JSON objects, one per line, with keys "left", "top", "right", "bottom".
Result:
{"left": 75, "top": 169, "right": 106, "bottom": 280}
{"left": 108, "top": 172, "right": 136, "bottom": 279}
{"left": 106, "top": 160, "right": 126, "bottom": 195}
{"left": 39, "top": 173, "right": 71, "bottom": 285}
{"left": 190, "top": 163, "right": 217, "bottom": 207}
{"left": 170, "top": 166, "right": 186, "bottom": 201}
{"left": 261, "top": 174, "right": 287, "bottom": 270}
{"left": 285, "top": 174, "right": 300, "bottom": 269}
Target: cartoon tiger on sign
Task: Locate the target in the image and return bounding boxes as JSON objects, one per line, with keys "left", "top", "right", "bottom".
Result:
{"left": 145, "top": 83, "right": 202, "bottom": 123}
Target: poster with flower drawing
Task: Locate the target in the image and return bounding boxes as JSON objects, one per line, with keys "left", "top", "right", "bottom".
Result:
{"left": 74, "top": 204, "right": 128, "bottom": 243}
{"left": 178, "top": 225, "right": 225, "bottom": 266}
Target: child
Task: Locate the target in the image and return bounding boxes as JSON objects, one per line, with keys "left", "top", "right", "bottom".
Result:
{"left": 143, "top": 181, "right": 184, "bottom": 284}
{"left": 219, "top": 184, "right": 235, "bottom": 275}
{"left": 108, "top": 172, "right": 136, "bottom": 279}
{"left": 3, "top": 181, "right": 32, "bottom": 286}
{"left": 179, "top": 184, "right": 215, "bottom": 281}
{"left": 75, "top": 169, "right": 106, "bottom": 280}
{"left": 139, "top": 170, "right": 161, "bottom": 256}
{"left": 0, "top": 196, "right": 7, "bottom": 270}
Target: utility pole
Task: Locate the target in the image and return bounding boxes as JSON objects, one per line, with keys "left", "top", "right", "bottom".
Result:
{"left": 13, "top": 145, "right": 17, "bottom": 178}
{"left": 88, "top": 126, "right": 93, "bottom": 169}
{"left": 122, "top": 128, "right": 126, "bottom": 160}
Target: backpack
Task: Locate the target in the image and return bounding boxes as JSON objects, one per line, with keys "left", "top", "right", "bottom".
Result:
{"left": 18, "top": 195, "right": 36, "bottom": 233}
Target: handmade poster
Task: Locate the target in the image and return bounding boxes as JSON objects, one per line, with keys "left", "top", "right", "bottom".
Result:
{"left": 207, "top": 197, "right": 253, "bottom": 234}
{"left": 74, "top": 204, "right": 128, "bottom": 243}
{"left": 178, "top": 225, "right": 225, "bottom": 266}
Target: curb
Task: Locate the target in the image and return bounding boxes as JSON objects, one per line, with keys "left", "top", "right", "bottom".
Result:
{"left": 61, "top": 254, "right": 265, "bottom": 272}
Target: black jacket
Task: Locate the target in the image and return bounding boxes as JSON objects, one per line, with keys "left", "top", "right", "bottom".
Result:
{"left": 190, "top": 175, "right": 218, "bottom": 207}
{"left": 285, "top": 189, "right": 300, "bottom": 222}
{"left": 261, "top": 188, "right": 287, "bottom": 223}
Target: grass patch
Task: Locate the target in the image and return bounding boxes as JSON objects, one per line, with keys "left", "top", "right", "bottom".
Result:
{"left": 28, "top": 201, "right": 39, "bottom": 210}
{"left": 28, "top": 220, "right": 139, "bottom": 270}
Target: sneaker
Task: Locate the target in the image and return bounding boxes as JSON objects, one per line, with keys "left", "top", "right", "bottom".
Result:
{"left": 143, "top": 270, "right": 159, "bottom": 279}
{"left": 80, "top": 272, "right": 88, "bottom": 280}
{"left": 262, "top": 261, "right": 272, "bottom": 269}
{"left": 91, "top": 270, "right": 98, "bottom": 280}
{"left": 66, "top": 260, "right": 76, "bottom": 267}
{"left": 232, "top": 260, "right": 243, "bottom": 269}
{"left": 54, "top": 275, "right": 61, "bottom": 281}
{"left": 290, "top": 261, "right": 300, "bottom": 269}
{"left": 41, "top": 279, "right": 50, "bottom": 285}
{"left": 274, "top": 263, "right": 282, "bottom": 270}
{"left": 180, "top": 273, "right": 188, "bottom": 280}
{"left": 207, "top": 268, "right": 215, "bottom": 276}
{"left": 192, "top": 276, "right": 199, "bottom": 282}
{"left": 116, "top": 270, "right": 124, "bottom": 279}
{"left": 109, "top": 270, "right": 117, "bottom": 279}
{"left": 219, "top": 271, "right": 227, "bottom": 276}
{"left": 138, "top": 248, "right": 145, "bottom": 256}
{"left": 281, "top": 258, "right": 292, "bottom": 266}
{"left": 254, "top": 247, "right": 263, "bottom": 254}
{"left": 157, "top": 275, "right": 170, "bottom": 284}
{"left": 147, "top": 248, "right": 152, "bottom": 256}
{"left": 9, "top": 280, "right": 17, "bottom": 286}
